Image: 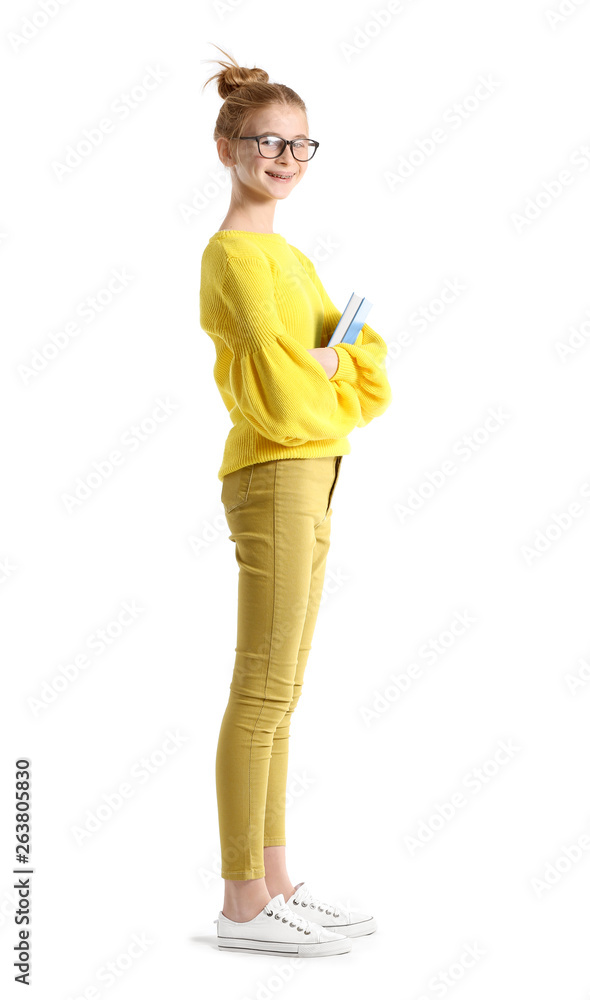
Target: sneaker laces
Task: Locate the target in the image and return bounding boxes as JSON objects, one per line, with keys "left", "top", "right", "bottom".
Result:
{"left": 290, "top": 882, "right": 341, "bottom": 917}
{"left": 264, "top": 897, "right": 315, "bottom": 933}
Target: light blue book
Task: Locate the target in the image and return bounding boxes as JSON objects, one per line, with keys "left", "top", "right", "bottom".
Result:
{"left": 326, "top": 292, "right": 373, "bottom": 347}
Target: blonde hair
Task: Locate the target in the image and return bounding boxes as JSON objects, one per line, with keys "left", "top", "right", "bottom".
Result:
{"left": 201, "top": 44, "right": 308, "bottom": 151}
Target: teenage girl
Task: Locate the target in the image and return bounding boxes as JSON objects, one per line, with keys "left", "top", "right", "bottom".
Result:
{"left": 200, "top": 45, "right": 392, "bottom": 957}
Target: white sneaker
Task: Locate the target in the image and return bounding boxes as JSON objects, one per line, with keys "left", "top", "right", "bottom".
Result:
{"left": 284, "top": 882, "right": 377, "bottom": 937}
{"left": 214, "top": 892, "right": 352, "bottom": 956}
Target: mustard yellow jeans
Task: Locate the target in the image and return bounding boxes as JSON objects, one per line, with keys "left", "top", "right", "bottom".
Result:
{"left": 216, "top": 455, "right": 343, "bottom": 880}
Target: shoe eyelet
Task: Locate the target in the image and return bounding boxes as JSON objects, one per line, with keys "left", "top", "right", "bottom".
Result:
{"left": 304, "top": 929, "right": 311, "bottom": 935}
{"left": 301, "top": 901, "right": 307, "bottom": 907}
{"left": 282, "top": 917, "right": 288, "bottom": 923}
{"left": 296, "top": 926, "right": 302, "bottom": 932}
{"left": 292, "top": 899, "right": 298, "bottom": 905}
{"left": 274, "top": 913, "right": 280, "bottom": 920}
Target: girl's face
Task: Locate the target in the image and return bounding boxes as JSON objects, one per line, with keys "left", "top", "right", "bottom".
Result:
{"left": 222, "top": 104, "right": 312, "bottom": 201}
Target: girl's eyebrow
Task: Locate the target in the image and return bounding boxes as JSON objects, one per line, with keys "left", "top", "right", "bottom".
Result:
{"left": 259, "top": 131, "right": 308, "bottom": 139}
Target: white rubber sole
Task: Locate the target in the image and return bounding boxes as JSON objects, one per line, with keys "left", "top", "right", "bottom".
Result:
{"left": 216, "top": 934, "right": 351, "bottom": 957}
{"left": 330, "top": 916, "right": 377, "bottom": 937}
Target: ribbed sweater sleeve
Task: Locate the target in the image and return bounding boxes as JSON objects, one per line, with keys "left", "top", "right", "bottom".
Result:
{"left": 216, "top": 253, "right": 371, "bottom": 446}
{"left": 291, "top": 250, "right": 392, "bottom": 429}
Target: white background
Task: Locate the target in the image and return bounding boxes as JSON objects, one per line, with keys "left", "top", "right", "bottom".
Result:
{"left": 3, "top": 0, "right": 590, "bottom": 997}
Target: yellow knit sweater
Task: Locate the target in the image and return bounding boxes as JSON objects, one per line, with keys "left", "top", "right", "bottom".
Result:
{"left": 200, "top": 230, "right": 392, "bottom": 481}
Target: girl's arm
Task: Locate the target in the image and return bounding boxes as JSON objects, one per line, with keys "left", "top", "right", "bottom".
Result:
{"left": 209, "top": 252, "right": 380, "bottom": 446}
{"left": 292, "top": 249, "right": 392, "bottom": 427}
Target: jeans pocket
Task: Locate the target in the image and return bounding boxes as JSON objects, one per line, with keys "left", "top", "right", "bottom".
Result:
{"left": 326, "top": 455, "right": 342, "bottom": 513}
{"left": 221, "top": 464, "right": 255, "bottom": 514}
{"left": 315, "top": 456, "right": 343, "bottom": 527}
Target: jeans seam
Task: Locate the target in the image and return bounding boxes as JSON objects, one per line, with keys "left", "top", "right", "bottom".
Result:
{"left": 246, "top": 461, "right": 278, "bottom": 877}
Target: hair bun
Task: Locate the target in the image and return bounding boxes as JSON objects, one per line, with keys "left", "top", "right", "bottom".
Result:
{"left": 218, "top": 65, "right": 269, "bottom": 99}
{"left": 202, "top": 45, "right": 270, "bottom": 100}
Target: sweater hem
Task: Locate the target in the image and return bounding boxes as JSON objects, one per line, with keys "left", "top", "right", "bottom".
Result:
{"left": 218, "top": 440, "right": 351, "bottom": 481}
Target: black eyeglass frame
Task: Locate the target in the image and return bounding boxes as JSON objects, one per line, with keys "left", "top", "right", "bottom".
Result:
{"left": 237, "top": 134, "right": 320, "bottom": 161}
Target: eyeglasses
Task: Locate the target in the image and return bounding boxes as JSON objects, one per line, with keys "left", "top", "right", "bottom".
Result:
{"left": 238, "top": 134, "right": 320, "bottom": 161}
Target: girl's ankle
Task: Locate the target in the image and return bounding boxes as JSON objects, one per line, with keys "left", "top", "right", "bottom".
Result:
{"left": 221, "top": 886, "right": 272, "bottom": 923}
{"left": 222, "top": 892, "right": 272, "bottom": 923}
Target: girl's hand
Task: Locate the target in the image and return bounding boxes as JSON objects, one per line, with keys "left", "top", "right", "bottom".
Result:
{"left": 307, "top": 347, "right": 339, "bottom": 379}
